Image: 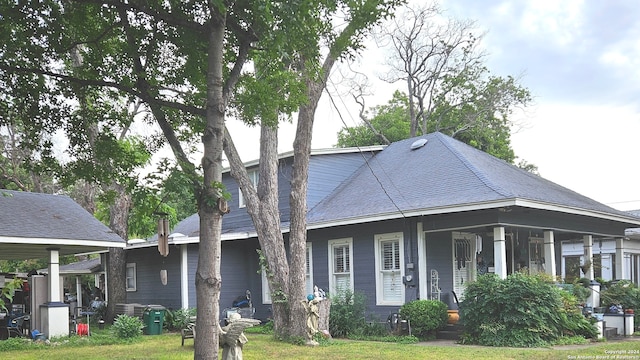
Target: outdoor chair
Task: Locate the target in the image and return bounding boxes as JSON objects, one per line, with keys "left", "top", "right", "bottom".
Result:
{"left": 7, "top": 314, "right": 29, "bottom": 338}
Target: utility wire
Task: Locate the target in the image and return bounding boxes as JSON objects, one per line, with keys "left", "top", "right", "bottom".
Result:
{"left": 325, "top": 80, "right": 408, "bottom": 219}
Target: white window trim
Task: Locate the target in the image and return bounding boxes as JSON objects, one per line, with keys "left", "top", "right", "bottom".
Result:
{"left": 126, "top": 263, "right": 137, "bottom": 292}
{"left": 328, "top": 238, "right": 354, "bottom": 296}
{"left": 374, "top": 232, "right": 405, "bottom": 306}
{"left": 261, "top": 269, "right": 272, "bottom": 304}
{"left": 306, "top": 242, "right": 314, "bottom": 296}
{"left": 239, "top": 169, "right": 259, "bottom": 208}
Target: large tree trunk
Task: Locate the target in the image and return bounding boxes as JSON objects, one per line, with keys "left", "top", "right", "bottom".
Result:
{"left": 105, "top": 187, "right": 130, "bottom": 323}
{"left": 193, "top": 8, "right": 226, "bottom": 359}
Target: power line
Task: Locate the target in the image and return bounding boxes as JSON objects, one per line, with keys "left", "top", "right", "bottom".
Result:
{"left": 325, "top": 82, "right": 408, "bottom": 219}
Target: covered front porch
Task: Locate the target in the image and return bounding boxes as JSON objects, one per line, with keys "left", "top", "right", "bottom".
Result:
{"left": 416, "top": 205, "right": 640, "bottom": 309}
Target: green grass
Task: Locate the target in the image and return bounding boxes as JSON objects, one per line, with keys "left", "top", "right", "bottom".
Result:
{"left": 2, "top": 331, "right": 639, "bottom": 360}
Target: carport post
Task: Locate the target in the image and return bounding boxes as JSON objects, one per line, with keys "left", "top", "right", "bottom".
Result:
{"left": 41, "top": 247, "right": 69, "bottom": 339}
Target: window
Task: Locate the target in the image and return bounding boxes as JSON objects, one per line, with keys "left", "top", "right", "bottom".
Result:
{"left": 262, "top": 243, "right": 313, "bottom": 304}
{"left": 375, "top": 233, "right": 404, "bottom": 305}
{"left": 239, "top": 169, "right": 259, "bottom": 208}
{"left": 328, "top": 238, "right": 353, "bottom": 296}
{"left": 306, "top": 243, "right": 314, "bottom": 296}
{"left": 452, "top": 232, "right": 475, "bottom": 298}
{"left": 126, "top": 263, "right": 136, "bottom": 292}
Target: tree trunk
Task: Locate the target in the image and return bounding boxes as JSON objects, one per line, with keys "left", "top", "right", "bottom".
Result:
{"left": 105, "top": 187, "right": 130, "bottom": 323}
{"left": 193, "top": 8, "right": 226, "bottom": 359}
{"left": 287, "top": 70, "right": 331, "bottom": 339}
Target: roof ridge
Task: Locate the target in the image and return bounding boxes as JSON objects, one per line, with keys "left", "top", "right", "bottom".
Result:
{"left": 435, "top": 133, "right": 513, "bottom": 198}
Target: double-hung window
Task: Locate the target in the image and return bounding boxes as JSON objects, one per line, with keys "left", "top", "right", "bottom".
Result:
{"left": 239, "top": 169, "right": 259, "bottom": 208}
{"left": 375, "top": 233, "right": 404, "bottom": 305}
{"left": 328, "top": 238, "right": 353, "bottom": 296}
{"left": 263, "top": 243, "right": 313, "bottom": 303}
{"left": 126, "top": 263, "right": 137, "bottom": 292}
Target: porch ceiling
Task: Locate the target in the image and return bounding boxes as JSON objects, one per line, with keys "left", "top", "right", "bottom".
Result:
{"left": 0, "top": 240, "right": 120, "bottom": 261}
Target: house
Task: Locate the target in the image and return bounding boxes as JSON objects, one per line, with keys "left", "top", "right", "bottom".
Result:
{"left": 561, "top": 209, "right": 640, "bottom": 285}
{"left": 0, "top": 190, "right": 126, "bottom": 338}
{"left": 124, "top": 132, "right": 640, "bottom": 322}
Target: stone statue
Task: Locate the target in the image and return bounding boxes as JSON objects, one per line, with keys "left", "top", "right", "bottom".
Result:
{"left": 301, "top": 295, "right": 321, "bottom": 345}
{"left": 218, "top": 313, "right": 260, "bottom": 360}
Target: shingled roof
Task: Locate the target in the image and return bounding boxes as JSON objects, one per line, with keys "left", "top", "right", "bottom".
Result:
{"left": 0, "top": 190, "right": 126, "bottom": 260}
{"left": 306, "top": 132, "right": 640, "bottom": 228}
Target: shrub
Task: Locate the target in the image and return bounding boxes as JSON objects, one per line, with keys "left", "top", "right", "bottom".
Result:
{"left": 164, "top": 308, "right": 196, "bottom": 331}
{"left": 460, "top": 272, "right": 597, "bottom": 347}
{"left": 398, "top": 299, "right": 448, "bottom": 340}
{"left": 111, "top": 314, "right": 144, "bottom": 339}
{"left": 329, "top": 289, "right": 367, "bottom": 338}
{"left": 600, "top": 280, "right": 640, "bottom": 330}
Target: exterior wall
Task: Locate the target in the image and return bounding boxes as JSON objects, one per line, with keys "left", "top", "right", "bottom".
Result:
{"left": 561, "top": 238, "right": 640, "bottom": 284}
{"left": 424, "top": 231, "right": 456, "bottom": 308}
{"left": 125, "top": 246, "right": 182, "bottom": 309}
{"left": 308, "top": 219, "right": 416, "bottom": 321}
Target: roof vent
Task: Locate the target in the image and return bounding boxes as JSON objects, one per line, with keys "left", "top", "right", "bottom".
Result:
{"left": 410, "top": 138, "right": 428, "bottom": 150}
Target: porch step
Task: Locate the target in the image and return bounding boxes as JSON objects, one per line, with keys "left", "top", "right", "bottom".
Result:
{"left": 437, "top": 323, "right": 463, "bottom": 341}
{"left": 604, "top": 327, "right": 618, "bottom": 340}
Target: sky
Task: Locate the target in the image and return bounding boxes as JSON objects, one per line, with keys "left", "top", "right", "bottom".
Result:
{"left": 225, "top": 0, "right": 640, "bottom": 212}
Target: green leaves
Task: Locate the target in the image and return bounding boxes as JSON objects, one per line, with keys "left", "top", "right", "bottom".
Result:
{"left": 460, "top": 273, "right": 597, "bottom": 347}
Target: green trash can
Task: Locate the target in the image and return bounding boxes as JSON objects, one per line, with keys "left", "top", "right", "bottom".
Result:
{"left": 142, "top": 305, "right": 165, "bottom": 335}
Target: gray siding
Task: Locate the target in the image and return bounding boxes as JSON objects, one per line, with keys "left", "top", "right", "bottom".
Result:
{"left": 125, "top": 246, "right": 182, "bottom": 309}
{"left": 187, "top": 240, "right": 269, "bottom": 321}
{"left": 307, "top": 152, "right": 377, "bottom": 209}
{"left": 425, "top": 232, "right": 456, "bottom": 308}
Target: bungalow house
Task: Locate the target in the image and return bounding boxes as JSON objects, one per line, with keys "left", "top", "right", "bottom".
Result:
{"left": 124, "top": 132, "right": 640, "bottom": 321}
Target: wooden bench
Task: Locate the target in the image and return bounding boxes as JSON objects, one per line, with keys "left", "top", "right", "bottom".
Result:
{"left": 181, "top": 317, "right": 197, "bottom": 346}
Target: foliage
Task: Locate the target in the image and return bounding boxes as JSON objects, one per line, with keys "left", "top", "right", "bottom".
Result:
{"left": 600, "top": 280, "right": 640, "bottom": 309}
{"left": 329, "top": 288, "right": 368, "bottom": 338}
{"left": 0, "top": 277, "right": 24, "bottom": 312}
{"left": 245, "top": 320, "right": 274, "bottom": 334}
{"left": 163, "top": 308, "right": 196, "bottom": 332}
{"left": 111, "top": 314, "right": 144, "bottom": 339}
{"left": 460, "top": 273, "right": 597, "bottom": 347}
{"left": 398, "top": 299, "right": 448, "bottom": 340}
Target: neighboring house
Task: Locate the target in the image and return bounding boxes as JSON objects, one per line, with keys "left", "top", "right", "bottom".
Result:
{"left": 561, "top": 209, "right": 640, "bottom": 286}
{"left": 124, "top": 133, "right": 640, "bottom": 321}
{"left": 0, "top": 190, "right": 126, "bottom": 338}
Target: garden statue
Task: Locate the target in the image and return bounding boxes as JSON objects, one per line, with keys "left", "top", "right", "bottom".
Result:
{"left": 218, "top": 313, "right": 261, "bottom": 360}
{"left": 301, "top": 294, "right": 321, "bottom": 345}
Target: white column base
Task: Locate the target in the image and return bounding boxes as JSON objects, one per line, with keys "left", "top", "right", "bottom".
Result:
{"left": 40, "top": 303, "right": 70, "bottom": 339}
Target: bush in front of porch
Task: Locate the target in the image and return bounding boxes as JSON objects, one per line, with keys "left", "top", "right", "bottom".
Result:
{"left": 459, "top": 272, "right": 598, "bottom": 347}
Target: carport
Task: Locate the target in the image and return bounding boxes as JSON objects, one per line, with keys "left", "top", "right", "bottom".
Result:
{"left": 0, "top": 190, "right": 125, "bottom": 339}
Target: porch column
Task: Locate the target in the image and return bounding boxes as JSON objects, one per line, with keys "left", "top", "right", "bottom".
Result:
{"left": 493, "top": 226, "right": 507, "bottom": 279}
{"left": 615, "top": 238, "right": 625, "bottom": 280}
{"left": 544, "top": 230, "right": 556, "bottom": 277}
{"left": 417, "top": 222, "right": 428, "bottom": 300}
{"left": 583, "top": 235, "right": 594, "bottom": 280}
{"left": 181, "top": 244, "right": 189, "bottom": 309}
{"left": 41, "top": 248, "right": 69, "bottom": 339}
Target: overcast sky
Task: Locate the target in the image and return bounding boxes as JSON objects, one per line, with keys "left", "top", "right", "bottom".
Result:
{"left": 226, "top": 0, "right": 640, "bottom": 211}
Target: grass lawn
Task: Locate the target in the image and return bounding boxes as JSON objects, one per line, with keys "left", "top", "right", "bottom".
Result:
{"left": 2, "top": 332, "right": 639, "bottom": 360}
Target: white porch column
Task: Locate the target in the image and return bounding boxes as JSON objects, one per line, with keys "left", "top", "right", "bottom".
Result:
{"left": 615, "top": 238, "right": 625, "bottom": 280}
{"left": 493, "top": 226, "right": 507, "bottom": 279}
{"left": 544, "top": 230, "right": 556, "bottom": 277}
{"left": 583, "top": 235, "right": 594, "bottom": 280}
{"left": 417, "top": 222, "right": 428, "bottom": 300}
{"left": 181, "top": 244, "right": 189, "bottom": 309}
{"left": 41, "top": 248, "right": 69, "bottom": 339}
